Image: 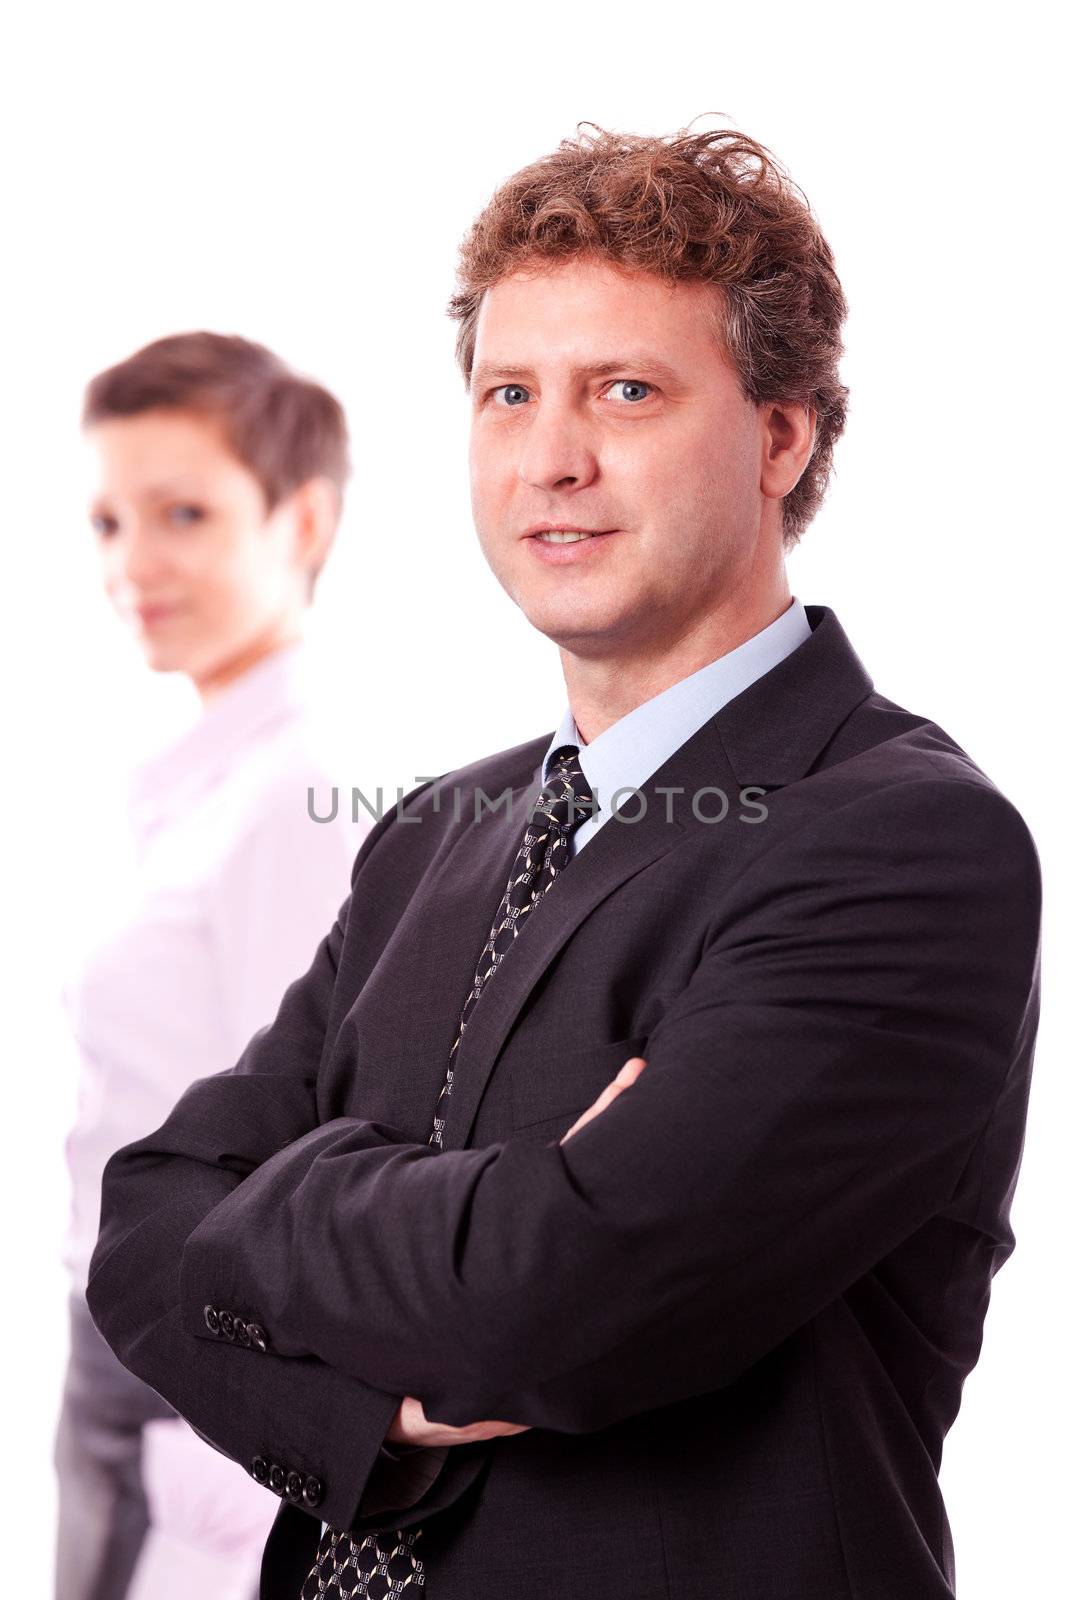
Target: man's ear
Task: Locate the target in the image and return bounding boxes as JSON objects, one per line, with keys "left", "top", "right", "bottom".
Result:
{"left": 759, "top": 402, "right": 817, "bottom": 502}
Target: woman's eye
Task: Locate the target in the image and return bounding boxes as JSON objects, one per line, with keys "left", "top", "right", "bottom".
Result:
{"left": 491, "top": 384, "right": 531, "bottom": 407}
{"left": 606, "top": 379, "right": 652, "bottom": 403}
{"left": 169, "top": 504, "right": 205, "bottom": 525}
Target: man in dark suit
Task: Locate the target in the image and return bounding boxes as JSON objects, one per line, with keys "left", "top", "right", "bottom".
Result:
{"left": 87, "top": 126, "right": 1042, "bottom": 1599}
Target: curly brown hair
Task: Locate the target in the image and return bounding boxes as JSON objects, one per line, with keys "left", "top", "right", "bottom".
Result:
{"left": 449, "top": 124, "right": 848, "bottom": 546}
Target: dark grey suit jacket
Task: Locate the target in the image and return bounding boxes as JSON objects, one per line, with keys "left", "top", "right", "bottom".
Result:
{"left": 87, "top": 605, "right": 1042, "bottom": 1599}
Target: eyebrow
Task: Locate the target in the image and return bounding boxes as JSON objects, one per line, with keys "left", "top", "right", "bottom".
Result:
{"left": 89, "top": 481, "right": 206, "bottom": 510}
{"left": 470, "top": 355, "right": 683, "bottom": 389}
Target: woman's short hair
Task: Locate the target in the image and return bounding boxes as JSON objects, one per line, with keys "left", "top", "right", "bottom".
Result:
{"left": 449, "top": 124, "right": 848, "bottom": 547}
{"left": 83, "top": 331, "right": 350, "bottom": 593}
{"left": 82, "top": 330, "right": 351, "bottom": 510}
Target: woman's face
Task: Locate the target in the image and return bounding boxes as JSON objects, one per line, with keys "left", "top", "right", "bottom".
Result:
{"left": 86, "top": 407, "right": 312, "bottom": 696}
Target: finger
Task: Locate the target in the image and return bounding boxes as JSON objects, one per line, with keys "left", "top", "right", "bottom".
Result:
{"left": 415, "top": 1417, "right": 532, "bottom": 1445}
{"left": 561, "top": 1098, "right": 607, "bottom": 1143}
{"left": 561, "top": 1058, "right": 648, "bottom": 1143}
{"left": 614, "top": 1055, "right": 647, "bottom": 1085}
{"left": 592, "top": 1056, "right": 647, "bottom": 1109}
{"left": 593, "top": 1057, "right": 646, "bottom": 1109}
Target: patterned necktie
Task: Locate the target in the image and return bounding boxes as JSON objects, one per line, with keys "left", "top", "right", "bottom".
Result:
{"left": 301, "top": 748, "right": 596, "bottom": 1598}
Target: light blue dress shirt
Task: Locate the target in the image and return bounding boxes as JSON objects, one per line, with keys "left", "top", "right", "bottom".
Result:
{"left": 541, "top": 597, "right": 812, "bottom": 855}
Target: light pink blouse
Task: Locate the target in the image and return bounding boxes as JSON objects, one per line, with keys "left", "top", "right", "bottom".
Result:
{"left": 61, "top": 641, "right": 368, "bottom": 1595}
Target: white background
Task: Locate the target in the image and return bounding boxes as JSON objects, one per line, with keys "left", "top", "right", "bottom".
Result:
{"left": 2, "top": 3, "right": 1062, "bottom": 1593}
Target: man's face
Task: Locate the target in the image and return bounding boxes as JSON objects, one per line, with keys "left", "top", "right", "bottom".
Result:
{"left": 468, "top": 256, "right": 767, "bottom": 660}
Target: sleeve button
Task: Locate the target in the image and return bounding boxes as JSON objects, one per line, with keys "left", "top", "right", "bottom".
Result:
{"left": 284, "top": 1470, "right": 305, "bottom": 1502}
{"left": 203, "top": 1305, "right": 221, "bottom": 1335}
{"left": 248, "top": 1323, "right": 268, "bottom": 1353}
{"left": 268, "top": 1463, "right": 286, "bottom": 1495}
{"left": 219, "top": 1311, "right": 235, "bottom": 1340}
{"left": 250, "top": 1455, "right": 269, "bottom": 1484}
{"left": 302, "top": 1475, "right": 324, "bottom": 1509}
{"left": 234, "top": 1317, "right": 250, "bottom": 1346}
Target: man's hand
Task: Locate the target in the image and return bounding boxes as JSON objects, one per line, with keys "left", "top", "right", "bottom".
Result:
{"left": 386, "top": 1056, "right": 648, "bottom": 1447}
{"left": 562, "top": 1056, "right": 647, "bottom": 1143}
{"left": 385, "top": 1393, "right": 529, "bottom": 1447}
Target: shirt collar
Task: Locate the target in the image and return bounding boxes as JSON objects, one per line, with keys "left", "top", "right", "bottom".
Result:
{"left": 541, "top": 598, "right": 812, "bottom": 802}
{"left": 129, "top": 640, "right": 312, "bottom": 834}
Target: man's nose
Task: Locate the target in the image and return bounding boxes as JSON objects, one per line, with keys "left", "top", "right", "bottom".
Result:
{"left": 518, "top": 403, "right": 598, "bottom": 494}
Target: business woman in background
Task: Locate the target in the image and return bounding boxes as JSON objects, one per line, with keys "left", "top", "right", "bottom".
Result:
{"left": 54, "top": 332, "right": 367, "bottom": 1600}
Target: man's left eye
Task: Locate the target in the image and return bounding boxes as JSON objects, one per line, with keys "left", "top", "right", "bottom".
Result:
{"left": 169, "top": 505, "right": 205, "bottom": 525}
{"left": 606, "top": 380, "right": 652, "bottom": 403}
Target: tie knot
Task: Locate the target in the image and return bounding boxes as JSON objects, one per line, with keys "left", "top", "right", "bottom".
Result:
{"left": 535, "top": 746, "right": 597, "bottom": 834}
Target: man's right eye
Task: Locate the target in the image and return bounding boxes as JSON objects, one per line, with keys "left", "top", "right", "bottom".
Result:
{"left": 90, "top": 514, "right": 118, "bottom": 537}
{"left": 491, "top": 384, "right": 531, "bottom": 407}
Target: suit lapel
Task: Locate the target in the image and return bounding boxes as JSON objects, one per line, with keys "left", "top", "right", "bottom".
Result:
{"left": 354, "top": 778, "right": 537, "bottom": 1136}
{"left": 713, "top": 603, "right": 874, "bottom": 787}
{"left": 397, "top": 604, "right": 874, "bottom": 1151}
{"left": 437, "top": 774, "right": 692, "bottom": 1150}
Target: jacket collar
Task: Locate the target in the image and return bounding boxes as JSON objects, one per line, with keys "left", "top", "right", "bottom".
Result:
{"left": 710, "top": 604, "right": 874, "bottom": 790}
{"left": 385, "top": 603, "right": 876, "bottom": 1152}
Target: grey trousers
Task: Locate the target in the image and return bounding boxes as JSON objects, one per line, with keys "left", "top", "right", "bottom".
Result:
{"left": 53, "top": 1286, "right": 178, "bottom": 1600}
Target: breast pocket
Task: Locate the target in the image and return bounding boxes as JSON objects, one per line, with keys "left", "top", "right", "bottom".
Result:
{"left": 506, "top": 1035, "right": 647, "bottom": 1136}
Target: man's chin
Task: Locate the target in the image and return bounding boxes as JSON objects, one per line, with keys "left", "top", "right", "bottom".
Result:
{"left": 519, "top": 598, "right": 639, "bottom": 657}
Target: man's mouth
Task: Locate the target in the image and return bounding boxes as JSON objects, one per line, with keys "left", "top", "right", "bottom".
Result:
{"left": 526, "top": 526, "right": 615, "bottom": 544}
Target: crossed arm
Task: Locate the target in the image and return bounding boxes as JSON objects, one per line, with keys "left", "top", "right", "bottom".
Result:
{"left": 86, "top": 778, "right": 1041, "bottom": 1515}
{"left": 385, "top": 1059, "right": 645, "bottom": 1452}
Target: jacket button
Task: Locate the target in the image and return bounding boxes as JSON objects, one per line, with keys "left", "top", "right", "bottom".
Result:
{"left": 268, "top": 1463, "right": 286, "bottom": 1495}
{"left": 250, "top": 1455, "right": 269, "bottom": 1484}
{"left": 247, "top": 1323, "right": 268, "bottom": 1353}
{"left": 284, "top": 1470, "right": 305, "bottom": 1502}
{"left": 302, "top": 1475, "right": 324, "bottom": 1509}
{"left": 234, "top": 1317, "right": 249, "bottom": 1346}
{"left": 219, "top": 1311, "right": 235, "bottom": 1340}
{"left": 203, "top": 1305, "right": 220, "bottom": 1335}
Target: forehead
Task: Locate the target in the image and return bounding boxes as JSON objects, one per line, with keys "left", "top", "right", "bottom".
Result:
{"left": 85, "top": 408, "right": 250, "bottom": 494}
{"left": 471, "top": 256, "right": 724, "bottom": 376}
